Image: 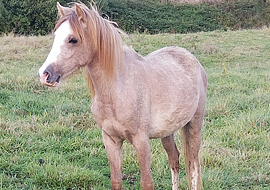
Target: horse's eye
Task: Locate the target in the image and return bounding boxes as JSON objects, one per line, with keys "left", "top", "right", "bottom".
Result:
{"left": 69, "top": 38, "right": 78, "bottom": 44}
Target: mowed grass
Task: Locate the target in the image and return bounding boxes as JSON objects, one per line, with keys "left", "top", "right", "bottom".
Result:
{"left": 0, "top": 28, "right": 270, "bottom": 189}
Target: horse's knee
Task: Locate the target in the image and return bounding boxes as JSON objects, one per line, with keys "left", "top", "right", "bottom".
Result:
{"left": 141, "top": 180, "right": 154, "bottom": 190}
{"left": 111, "top": 181, "right": 122, "bottom": 190}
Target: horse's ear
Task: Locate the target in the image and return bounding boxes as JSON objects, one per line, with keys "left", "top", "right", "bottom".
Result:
{"left": 57, "top": 2, "right": 67, "bottom": 17}
{"left": 75, "top": 3, "right": 86, "bottom": 26}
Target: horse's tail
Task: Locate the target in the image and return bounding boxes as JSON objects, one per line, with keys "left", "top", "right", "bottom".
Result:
{"left": 182, "top": 122, "right": 203, "bottom": 190}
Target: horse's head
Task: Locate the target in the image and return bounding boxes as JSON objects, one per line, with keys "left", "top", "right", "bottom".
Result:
{"left": 38, "top": 2, "right": 123, "bottom": 87}
{"left": 38, "top": 3, "right": 95, "bottom": 87}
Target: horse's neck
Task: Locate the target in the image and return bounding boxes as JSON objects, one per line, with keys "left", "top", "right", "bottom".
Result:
{"left": 87, "top": 46, "right": 141, "bottom": 102}
{"left": 86, "top": 59, "right": 115, "bottom": 103}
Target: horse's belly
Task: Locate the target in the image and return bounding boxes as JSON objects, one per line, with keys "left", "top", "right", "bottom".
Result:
{"left": 148, "top": 106, "right": 195, "bottom": 138}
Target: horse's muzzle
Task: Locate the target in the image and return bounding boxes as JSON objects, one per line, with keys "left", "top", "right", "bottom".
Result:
{"left": 38, "top": 66, "right": 61, "bottom": 87}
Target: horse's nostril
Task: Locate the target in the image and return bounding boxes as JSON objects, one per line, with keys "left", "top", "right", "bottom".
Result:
{"left": 43, "top": 69, "right": 51, "bottom": 80}
{"left": 44, "top": 72, "right": 50, "bottom": 82}
{"left": 44, "top": 71, "right": 49, "bottom": 76}
{"left": 42, "top": 67, "right": 60, "bottom": 85}
{"left": 56, "top": 76, "right": 61, "bottom": 83}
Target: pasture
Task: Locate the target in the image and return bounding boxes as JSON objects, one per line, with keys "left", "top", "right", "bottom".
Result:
{"left": 0, "top": 28, "right": 270, "bottom": 189}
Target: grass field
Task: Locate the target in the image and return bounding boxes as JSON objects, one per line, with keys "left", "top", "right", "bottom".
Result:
{"left": 0, "top": 28, "right": 270, "bottom": 189}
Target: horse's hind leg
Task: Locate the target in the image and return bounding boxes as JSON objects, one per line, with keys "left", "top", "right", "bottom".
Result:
{"left": 182, "top": 118, "right": 203, "bottom": 190}
{"left": 161, "top": 134, "right": 180, "bottom": 190}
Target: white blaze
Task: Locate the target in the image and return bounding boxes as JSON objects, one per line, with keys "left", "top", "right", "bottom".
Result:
{"left": 38, "top": 21, "right": 72, "bottom": 76}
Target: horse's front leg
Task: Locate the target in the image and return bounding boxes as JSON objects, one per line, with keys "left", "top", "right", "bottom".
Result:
{"left": 131, "top": 132, "right": 154, "bottom": 190}
{"left": 102, "top": 131, "right": 123, "bottom": 190}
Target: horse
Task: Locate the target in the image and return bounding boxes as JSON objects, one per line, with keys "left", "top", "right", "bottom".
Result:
{"left": 38, "top": 2, "right": 207, "bottom": 190}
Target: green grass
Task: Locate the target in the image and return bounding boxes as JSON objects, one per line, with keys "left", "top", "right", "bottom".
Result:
{"left": 1, "top": 29, "right": 270, "bottom": 189}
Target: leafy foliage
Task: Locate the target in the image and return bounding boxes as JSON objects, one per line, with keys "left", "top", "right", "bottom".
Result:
{"left": 0, "top": 0, "right": 9, "bottom": 34}
{"left": 0, "top": 0, "right": 88, "bottom": 35}
{"left": 102, "top": 1, "right": 227, "bottom": 34}
{"left": 0, "top": 0, "right": 270, "bottom": 35}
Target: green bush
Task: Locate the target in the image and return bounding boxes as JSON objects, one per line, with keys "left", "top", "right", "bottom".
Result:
{"left": 0, "top": 0, "right": 88, "bottom": 35}
{"left": 216, "top": 0, "right": 270, "bottom": 29}
{"left": 0, "top": 0, "right": 270, "bottom": 35}
{"left": 2, "top": 0, "right": 54, "bottom": 35}
{"left": 102, "top": 1, "right": 227, "bottom": 34}
{"left": 0, "top": 0, "right": 9, "bottom": 34}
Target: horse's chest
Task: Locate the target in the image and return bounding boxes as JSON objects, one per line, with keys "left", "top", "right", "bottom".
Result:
{"left": 91, "top": 101, "right": 114, "bottom": 126}
{"left": 91, "top": 100, "right": 139, "bottom": 138}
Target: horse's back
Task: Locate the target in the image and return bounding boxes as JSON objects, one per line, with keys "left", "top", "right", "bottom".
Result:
{"left": 145, "top": 46, "right": 206, "bottom": 93}
{"left": 145, "top": 46, "right": 201, "bottom": 75}
{"left": 144, "top": 46, "right": 205, "bottom": 101}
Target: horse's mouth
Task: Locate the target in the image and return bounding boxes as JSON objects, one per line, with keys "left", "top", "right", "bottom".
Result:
{"left": 39, "top": 73, "right": 60, "bottom": 87}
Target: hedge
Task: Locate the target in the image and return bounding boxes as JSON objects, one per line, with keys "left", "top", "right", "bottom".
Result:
{"left": 0, "top": 0, "right": 270, "bottom": 35}
{"left": 0, "top": 0, "right": 88, "bottom": 35}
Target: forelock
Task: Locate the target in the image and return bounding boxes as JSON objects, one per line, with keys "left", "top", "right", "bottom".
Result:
{"left": 54, "top": 8, "right": 86, "bottom": 43}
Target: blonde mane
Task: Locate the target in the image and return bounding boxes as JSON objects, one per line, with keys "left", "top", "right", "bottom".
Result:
{"left": 54, "top": 3, "right": 123, "bottom": 99}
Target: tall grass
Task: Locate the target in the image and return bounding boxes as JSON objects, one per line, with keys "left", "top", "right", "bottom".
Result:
{"left": 0, "top": 29, "right": 270, "bottom": 189}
